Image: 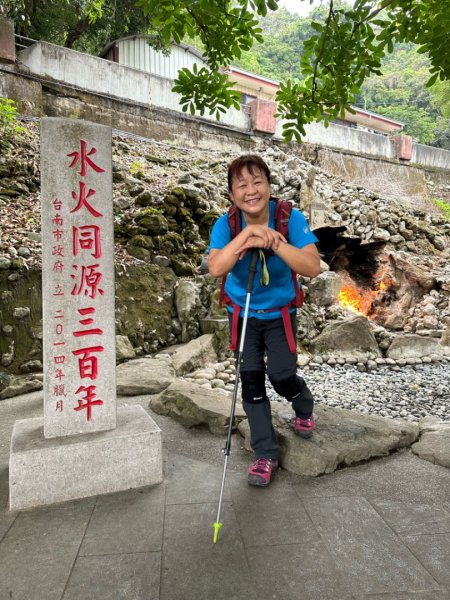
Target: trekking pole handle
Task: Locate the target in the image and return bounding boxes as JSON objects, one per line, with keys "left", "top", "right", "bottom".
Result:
{"left": 246, "top": 249, "right": 259, "bottom": 293}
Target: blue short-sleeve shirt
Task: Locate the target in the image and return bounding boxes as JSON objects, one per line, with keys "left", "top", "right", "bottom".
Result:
{"left": 209, "top": 199, "right": 318, "bottom": 319}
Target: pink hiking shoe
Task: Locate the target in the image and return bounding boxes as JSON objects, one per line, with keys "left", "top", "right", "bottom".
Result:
{"left": 247, "top": 458, "right": 278, "bottom": 487}
{"left": 293, "top": 415, "right": 316, "bottom": 439}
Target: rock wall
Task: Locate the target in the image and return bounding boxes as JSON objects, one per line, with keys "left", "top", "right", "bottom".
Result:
{"left": 1, "top": 122, "right": 450, "bottom": 381}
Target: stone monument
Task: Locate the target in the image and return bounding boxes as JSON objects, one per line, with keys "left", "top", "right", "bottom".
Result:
{"left": 9, "top": 118, "right": 163, "bottom": 510}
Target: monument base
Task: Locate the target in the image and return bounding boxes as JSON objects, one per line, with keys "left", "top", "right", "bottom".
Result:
{"left": 9, "top": 405, "right": 163, "bottom": 510}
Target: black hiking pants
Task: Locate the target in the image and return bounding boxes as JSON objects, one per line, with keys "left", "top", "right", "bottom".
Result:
{"left": 231, "top": 313, "right": 314, "bottom": 460}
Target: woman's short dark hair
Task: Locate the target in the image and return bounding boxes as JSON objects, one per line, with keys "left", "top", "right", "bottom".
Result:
{"left": 227, "top": 154, "right": 271, "bottom": 191}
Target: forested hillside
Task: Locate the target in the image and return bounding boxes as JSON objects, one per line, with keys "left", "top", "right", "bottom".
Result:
{"left": 235, "top": 5, "right": 450, "bottom": 149}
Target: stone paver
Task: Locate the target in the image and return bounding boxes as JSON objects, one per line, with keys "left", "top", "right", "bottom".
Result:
{"left": 0, "top": 500, "right": 95, "bottom": 600}
{"left": 302, "top": 495, "right": 443, "bottom": 596}
{"left": 1, "top": 394, "right": 450, "bottom": 599}
{"left": 79, "top": 486, "right": 165, "bottom": 556}
{"left": 62, "top": 552, "right": 161, "bottom": 600}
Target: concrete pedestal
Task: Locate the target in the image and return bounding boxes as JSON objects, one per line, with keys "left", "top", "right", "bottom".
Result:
{"left": 9, "top": 405, "right": 163, "bottom": 510}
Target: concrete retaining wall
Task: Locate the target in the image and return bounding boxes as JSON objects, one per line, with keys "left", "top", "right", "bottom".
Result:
{"left": 412, "top": 143, "right": 450, "bottom": 170}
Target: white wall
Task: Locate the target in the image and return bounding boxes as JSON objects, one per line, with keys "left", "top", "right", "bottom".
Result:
{"left": 18, "top": 42, "right": 250, "bottom": 131}
{"left": 275, "top": 119, "right": 395, "bottom": 159}
{"left": 116, "top": 38, "right": 204, "bottom": 80}
{"left": 412, "top": 143, "right": 450, "bottom": 170}
{"left": 17, "top": 42, "right": 450, "bottom": 171}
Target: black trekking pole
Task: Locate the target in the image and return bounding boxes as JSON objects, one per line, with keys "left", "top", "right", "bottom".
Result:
{"left": 213, "top": 248, "right": 259, "bottom": 543}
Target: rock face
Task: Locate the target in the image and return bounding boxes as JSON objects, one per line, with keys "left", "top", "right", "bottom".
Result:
{"left": 175, "top": 279, "right": 205, "bottom": 342}
{"left": 382, "top": 254, "right": 436, "bottom": 330}
{"left": 411, "top": 419, "right": 450, "bottom": 468}
{"left": 150, "top": 379, "right": 245, "bottom": 435}
{"left": 309, "top": 316, "right": 381, "bottom": 360}
{"left": 115, "top": 264, "right": 178, "bottom": 354}
{"left": 116, "top": 356, "right": 175, "bottom": 395}
{"left": 238, "top": 404, "right": 419, "bottom": 476}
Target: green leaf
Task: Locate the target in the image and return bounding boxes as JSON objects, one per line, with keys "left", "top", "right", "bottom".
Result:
{"left": 426, "top": 72, "right": 439, "bottom": 88}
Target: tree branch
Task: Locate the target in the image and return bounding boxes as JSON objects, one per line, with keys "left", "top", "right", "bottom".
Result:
{"left": 357, "top": 0, "right": 399, "bottom": 27}
{"left": 311, "top": 0, "right": 334, "bottom": 104}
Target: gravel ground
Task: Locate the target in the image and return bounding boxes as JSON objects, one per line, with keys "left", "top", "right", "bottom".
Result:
{"left": 265, "top": 362, "right": 450, "bottom": 423}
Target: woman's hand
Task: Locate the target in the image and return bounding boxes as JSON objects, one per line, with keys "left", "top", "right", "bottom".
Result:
{"left": 234, "top": 225, "right": 286, "bottom": 259}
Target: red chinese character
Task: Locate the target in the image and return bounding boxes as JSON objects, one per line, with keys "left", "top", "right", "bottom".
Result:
{"left": 54, "top": 310, "right": 64, "bottom": 318}
{"left": 73, "top": 307, "right": 103, "bottom": 337}
{"left": 52, "top": 245, "right": 64, "bottom": 257}
{"left": 67, "top": 140, "right": 105, "bottom": 177}
{"left": 73, "top": 385, "right": 103, "bottom": 421}
{"left": 72, "top": 345, "right": 104, "bottom": 379}
{"left": 53, "top": 283, "right": 64, "bottom": 296}
{"left": 52, "top": 214, "right": 63, "bottom": 226}
{"left": 71, "top": 264, "right": 104, "bottom": 299}
{"left": 54, "top": 384, "right": 66, "bottom": 396}
{"left": 71, "top": 181, "right": 102, "bottom": 217}
{"left": 53, "top": 198, "right": 62, "bottom": 211}
{"left": 53, "top": 341, "right": 65, "bottom": 347}
{"left": 53, "top": 261, "right": 64, "bottom": 273}
{"left": 55, "top": 368, "right": 65, "bottom": 381}
{"left": 54, "top": 355, "right": 66, "bottom": 364}
{"left": 55, "top": 323, "right": 63, "bottom": 335}
{"left": 55, "top": 399, "right": 64, "bottom": 412}
{"left": 73, "top": 225, "right": 102, "bottom": 259}
{"left": 53, "top": 229, "right": 64, "bottom": 242}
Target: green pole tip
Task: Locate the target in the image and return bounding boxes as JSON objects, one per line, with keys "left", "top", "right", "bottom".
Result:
{"left": 213, "top": 521, "right": 222, "bottom": 544}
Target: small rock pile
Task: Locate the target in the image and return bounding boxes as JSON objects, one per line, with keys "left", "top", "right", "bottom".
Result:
{"left": 182, "top": 357, "right": 450, "bottom": 424}
{"left": 184, "top": 360, "right": 236, "bottom": 393}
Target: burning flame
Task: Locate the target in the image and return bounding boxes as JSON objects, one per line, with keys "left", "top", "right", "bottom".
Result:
{"left": 338, "top": 263, "right": 395, "bottom": 317}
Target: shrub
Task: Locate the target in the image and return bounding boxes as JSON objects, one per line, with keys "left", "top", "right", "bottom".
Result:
{"left": 0, "top": 97, "right": 24, "bottom": 145}
{"left": 433, "top": 198, "right": 450, "bottom": 221}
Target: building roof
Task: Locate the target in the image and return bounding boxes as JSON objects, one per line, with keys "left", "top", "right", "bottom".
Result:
{"left": 223, "top": 65, "right": 280, "bottom": 96}
{"left": 343, "top": 107, "right": 403, "bottom": 133}
{"left": 99, "top": 36, "right": 205, "bottom": 63}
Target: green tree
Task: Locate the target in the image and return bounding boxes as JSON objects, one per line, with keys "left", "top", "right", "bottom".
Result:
{"left": 354, "top": 44, "right": 440, "bottom": 144}
{"left": 2, "top": 0, "right": 150, "bottom": 51}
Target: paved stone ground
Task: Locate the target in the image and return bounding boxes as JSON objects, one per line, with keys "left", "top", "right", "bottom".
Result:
{"left": 1, "top": 392, "right": 450, "bottom": 600}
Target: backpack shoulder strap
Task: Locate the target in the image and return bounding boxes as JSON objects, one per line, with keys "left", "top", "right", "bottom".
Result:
{"left": 273, "top": 198, "right": 292, "bottom": 240}
{"left": 227, "top": 204, "right": 242, "bottom": 239}
{"left": 220, "top": 205, "right": 241, "bottom": 307}
{"left": 273, "top": 199, "right": 304, "bottom": 309}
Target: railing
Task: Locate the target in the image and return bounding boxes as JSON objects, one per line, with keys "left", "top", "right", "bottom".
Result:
{"left": 14, "top": 34, "right": 37, "bottom": 50}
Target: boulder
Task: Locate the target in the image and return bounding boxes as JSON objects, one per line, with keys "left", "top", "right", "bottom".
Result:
{"left": 171, "top": 334, "right": 217, "bottom": 375}
{"left": 0, "top": 376, "right": 43, "bottom": 400}
{"left": 238, "top": 404, "right": 419, "bottom": 476}
{"left": 411, "top": 419, "right": 450, "bottom": 468}
{"left": 116, "top": 356, "right": 175, "bottom": 395}
{"left": 150, "top": 379, "right": 245, "bottom": 435}
{"left": 441, "top": 324, "right": 450, "bottom": 346}
{"left": 387, "top": 334, "right": 443, "bottom": 360}
{"left": 309, "top": 316, "right": 381, "bottom": 360}
{"left": 307, "top": 271, "right": 343, "bottom": 307}
{"left": 115, "top": 335, "right": 136, "bottom": 362}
